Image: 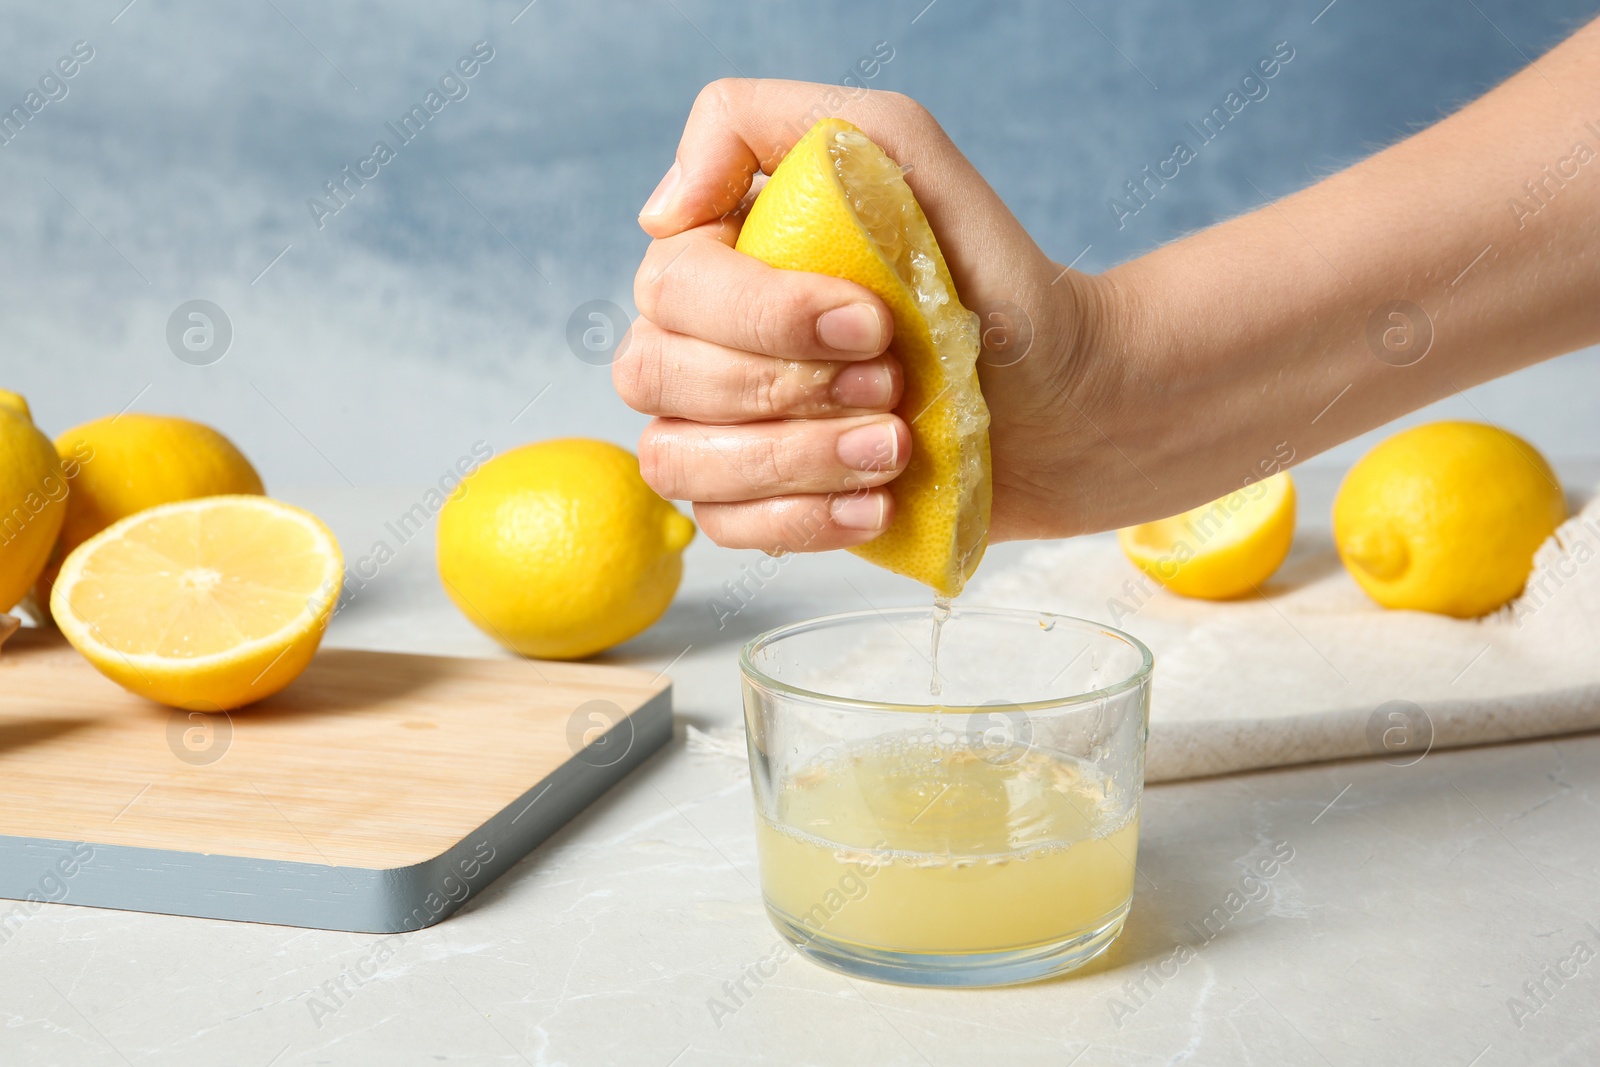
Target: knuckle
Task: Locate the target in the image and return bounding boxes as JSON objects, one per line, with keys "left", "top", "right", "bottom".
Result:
{"left": 645, "top": 243, "right": 703, "bottom": 329}
{"left": 875, "top": 91, "right": 939, "bottom": 136}
{"left": 735, "top": 358, "right": 780, "bottom": 419}
{"left": 696, "top": 79, "right": 740, "bottom": 118}
{"left": 763, "top": 370, "right": 794, "bottom": 419}
{"left": 745, "top": 434, "right": 792, "bottom": 489}
{"left": 877, "top": 89, "right": 917, "bottom": 113}
{"left": 690, "top": 502, "right": 732, "bottom": 546}
{"left": 610, "top": 346, "right": 637, "bottom": 406}
{"left": 903, "top": 95, "right": 935, "bottom": 126}
{"left": 741, "top": 282, "right": 809, "bottom": 356}
{"left": 731, "top": 284, "right": 772, "bottom": 354}
{"left": 635, "top": 240, "right": 698, "bottom": 325}
{"left": 633, "top": 251, "right": 665, "bottom": 321}
{"left": 611, "top": 327, "right": 664, "bottom": 413}
{"left": 636, "top": 427, "right": 684, "bottom": 498}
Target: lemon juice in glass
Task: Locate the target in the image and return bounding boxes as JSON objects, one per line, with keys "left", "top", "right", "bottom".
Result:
{"left": 741, "top": 605, "right": 1151, "bottom": 986}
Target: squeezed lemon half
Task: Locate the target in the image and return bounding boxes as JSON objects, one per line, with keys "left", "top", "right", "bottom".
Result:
{"left": 735, "top": 118, "right": 991, "bottom": 597}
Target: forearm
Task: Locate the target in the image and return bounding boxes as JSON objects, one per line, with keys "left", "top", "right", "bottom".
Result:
{"left": 1080, "top": 16, "right": 1600, "bottom": 527}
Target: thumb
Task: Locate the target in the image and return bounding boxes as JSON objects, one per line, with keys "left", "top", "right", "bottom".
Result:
{"left": 637, "top": 80, "right": 807, "bottom": 238}
{"left": 638, "top": 79, "right": 938, "bottom": 238}
{"left": 633, "top": 81, "right": 1044, "bottom": 312}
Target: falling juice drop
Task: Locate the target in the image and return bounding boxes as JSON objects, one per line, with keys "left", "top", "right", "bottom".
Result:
{"left": 930, "top": 595, "right": 952, "bottom": 697}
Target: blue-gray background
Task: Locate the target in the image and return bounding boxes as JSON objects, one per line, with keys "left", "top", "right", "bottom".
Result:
{"left": 4, "top": 0, "right": 1599, "bottom": 491}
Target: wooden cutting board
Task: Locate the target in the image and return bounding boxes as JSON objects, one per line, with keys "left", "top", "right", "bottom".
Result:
{"left": 0, "top": 629, "right": 671, "bottom": 933}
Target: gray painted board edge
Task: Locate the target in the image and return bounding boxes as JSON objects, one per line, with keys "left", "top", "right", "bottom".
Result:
{"left": 0, "top": 687, "right": 672, "bottom": 935}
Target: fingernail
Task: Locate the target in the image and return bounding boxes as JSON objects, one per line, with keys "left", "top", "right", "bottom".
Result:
{"left": 640, "top": 161, "right": 682, "bottom": 218}
{"left": 817, "top": 303, "right": 884, "bottom": 354}
{"left": 830, "top": 362, "right": 894, "bottom": 408}
{"left": 836, "top": 421, "right": 899, "bottom": 472}
{"left": 831, "top": 492, "right": 888, "bottom": 531}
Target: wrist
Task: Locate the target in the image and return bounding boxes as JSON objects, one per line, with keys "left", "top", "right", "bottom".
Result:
{"left": 1043, "top": 248, "right": 1273, "bottom": 533}
{"left": 980, "top": 259, "right": 1145, "bottom": 541}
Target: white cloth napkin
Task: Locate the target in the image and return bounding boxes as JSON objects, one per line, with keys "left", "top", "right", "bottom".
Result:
{"left": 971, "top": 491, "right": 1600, "bottom": 782}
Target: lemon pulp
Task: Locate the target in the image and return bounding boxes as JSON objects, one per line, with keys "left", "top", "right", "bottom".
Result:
{"left": 830, "top": 129, "right": 991, "bottom": 591}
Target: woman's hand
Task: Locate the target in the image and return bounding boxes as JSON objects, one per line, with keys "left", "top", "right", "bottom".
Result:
{"left": 616, "top": 79, "right": 1113, "bottom": 552}
{"left": 619, "top": 19, "right": 1600, "bottom": 554}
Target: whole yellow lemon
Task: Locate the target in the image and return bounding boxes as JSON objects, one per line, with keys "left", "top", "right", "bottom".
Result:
{"left": 42, "top": 413, "right": 264, "bottom": 597}
{"left": 1333, "top": 421, "right": 1565, "bottom": 618}
{"left": 0, "top": 390, "right": 67, "bottom": 611}
{"left": 436, "top": 439, "right": 695, "bottom": 660}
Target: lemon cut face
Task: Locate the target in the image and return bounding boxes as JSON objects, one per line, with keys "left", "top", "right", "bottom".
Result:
{"left": 1118, "top": 472, "right": 1297, "bottom": 600}
{"left": 50, "top": 495, "right": 343, "bottom": 709}
{"left": 735, "top": 118, "right": 992, "bottom": 597}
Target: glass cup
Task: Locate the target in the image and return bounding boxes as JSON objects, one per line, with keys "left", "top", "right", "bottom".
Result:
{"left": 740, "top": 605, "right": 1152, "bottom": 987}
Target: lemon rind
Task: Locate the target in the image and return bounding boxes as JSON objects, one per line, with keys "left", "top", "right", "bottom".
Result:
{"left": 1121, "top": 474, "right": 1295, "bottom": 558}
{"left": 1117, "top": 473, "right": 1297, "bottom": 599}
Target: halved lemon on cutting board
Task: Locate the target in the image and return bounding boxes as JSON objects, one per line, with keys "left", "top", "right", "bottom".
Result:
{"left": 735, "top": 117, "right": 991, "bottom": 597}
{"left": 1118, "top": 472, "right": 1297, "bottom": 600}
{"left": 50, "top": 495, "right": 343, "bottom": 710}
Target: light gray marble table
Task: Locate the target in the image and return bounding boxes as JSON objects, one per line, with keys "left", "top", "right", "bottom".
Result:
{"left": 3, "top": 471, "right": 1599, "bottom": 1066}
